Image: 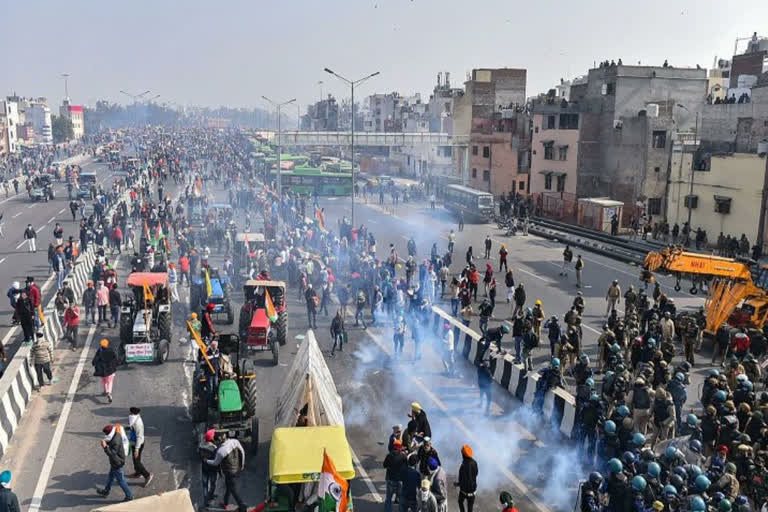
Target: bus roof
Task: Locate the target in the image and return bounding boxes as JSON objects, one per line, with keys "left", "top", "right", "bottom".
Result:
{"left": 446, "top": 184, "right": 493, "bottom": 196}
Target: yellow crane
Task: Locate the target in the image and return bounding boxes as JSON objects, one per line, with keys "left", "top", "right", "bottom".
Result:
{"left": 643, "top": 246, "right": 768, "bottom": 332}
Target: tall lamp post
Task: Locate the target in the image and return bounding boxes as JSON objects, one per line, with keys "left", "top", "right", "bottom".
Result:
{"left": 324, "top": 67, "right": 380, "bottom": 228}
{"left": 120, "top": 90, "right": 151, "bottom": 126}
{"left": 61, "top": 73, "right": 70, "bottom": 99}
{"left": 262, "top": 96, "right": 296, "bottom": 233}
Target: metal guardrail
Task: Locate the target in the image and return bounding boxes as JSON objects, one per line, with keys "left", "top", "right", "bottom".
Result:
{"left": 528, "top": 217, "right": 647, "bottom": 266}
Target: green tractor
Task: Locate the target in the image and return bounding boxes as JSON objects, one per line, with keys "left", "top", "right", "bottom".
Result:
{"left": 190, "top": 332, "right": 259, "bottom": 454}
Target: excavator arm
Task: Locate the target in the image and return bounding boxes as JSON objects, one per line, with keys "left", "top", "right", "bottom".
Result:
{"left": 643, "top": 248, "right": 753, "bottom": 280}
{"left": 644, "top": 247, "right": 768, "bottom": 331}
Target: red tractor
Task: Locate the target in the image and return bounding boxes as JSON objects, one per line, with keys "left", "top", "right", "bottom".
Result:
{"left": 238, "top": 280, "right": 287, "bottom": 365}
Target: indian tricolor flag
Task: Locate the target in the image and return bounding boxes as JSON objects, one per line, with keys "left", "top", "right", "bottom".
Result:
{"left": 265, "top": 289, "right": 278, "bottom": 322}
{"left": 317, "top": 449, "right": 349, "bottom": 512}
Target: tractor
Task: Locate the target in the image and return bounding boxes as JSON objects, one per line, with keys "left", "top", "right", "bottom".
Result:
{"left": 238, "top": 280, "right": 287, "bottom": 365}
{"left": 190, "top": 267, "right": 234, "bottom": 324}
{"left": 119, "top": 272, "right": 172, "bottom": 364}
{"left": 232, "top": 232, "right": 266, "bottom": 287}
{"left": 189, "top": 330, "right": 259, "bottom": 454}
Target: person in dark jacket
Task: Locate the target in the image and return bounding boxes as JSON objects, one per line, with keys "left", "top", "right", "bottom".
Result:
{"left": 409, "top": 402, "right": 432, "bottom": 439}
{"left": 108, "top": 285, "right": 122, "bottom": 329}
{"left": 15, "top": 290, "right": 36, "bottom": 343}
{"left": 456, "top": 445, "right": 478, "bottom": 512}
{"left": 383, "top": 440, "right": 407, "bottom": 512}
{"left": 0, "top": 470, "right": 20, "bottom": 512}
{"left": 96, "top": 424, "right": 133, "bottom": 501}
{"left": 205, "top": 437, "right": 247, "bottom": 512}
{"left": 92, "top": 338, "right": 118, "bottom": 402}
{"left": 400, "top": 454, "right": 421, "bottom": 512}
{"left": 477, "top": 361, "right": 493, "bottom": 415}
{"left": 199, "top": 429, "right": 218, "bottom": 507}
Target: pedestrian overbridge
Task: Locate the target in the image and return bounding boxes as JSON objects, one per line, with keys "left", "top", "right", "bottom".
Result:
{"left": 270, "top": 131, "right": 463, "bottom": 147}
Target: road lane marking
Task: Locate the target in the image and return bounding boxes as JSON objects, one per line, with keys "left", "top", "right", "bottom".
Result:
{"left": 26, "top": 204, "right": 35, "bottom": 209}
{"left": 15, "top": 240, "right": 26, "bottom": 250}
{"left": 58, "top": 208, "right": 65, "bottom": 214}
{"left": 0, "top": 326, "right": 18, "bottom": 347}
{"left": 364, "top": 329, "right": 552, "bottom": 512}
{"left": 28, "top": 325, "right": 96, "bottom": 512}
{"left": 350, "top": 448, "right": 383, "bottom": 503}
{"left": 48, "top": 216, "right": 55, "bottom": 224}
{"left": 0, "top": 257, "right": 5, "bottom": 264}
{"left": 12, "top": 212, "right": 21, "bottom": 218}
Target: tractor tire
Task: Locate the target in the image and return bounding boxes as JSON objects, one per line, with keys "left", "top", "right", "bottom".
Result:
{"left": 191, "top": 382, "right": 208, "bottom": 423}
{"left": 189, "top": 286, "right": 200, "bottom": 313}
{"left": 158, "top": 311, "right": 172, "bottom": 344}
{"left": 276, "top": 310, "right": 287, "bottom": 346}
{"left": 272, "top": 340, "right": 279, "bottom": 366}
{"left": 249, "top": 417, "right": 260, "bottom": 455}
{"left": 242, "top": 377, "right": 258, "bottom": 419}
{"left": 156, "top": 339, "right": 170, "bottom": 364}
{"left": 226, "top": 304, "right": 234, "bottom": 325}
{"left": 120, "top": 315, "right": 133, "bottom": 346}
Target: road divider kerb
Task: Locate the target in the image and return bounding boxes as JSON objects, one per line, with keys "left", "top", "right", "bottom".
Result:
{"left": 0, "top": 189, "right": 127, "bottom": 459}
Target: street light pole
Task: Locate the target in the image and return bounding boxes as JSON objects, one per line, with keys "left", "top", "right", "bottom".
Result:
{"left": 120, "top": 89, "right": 151, "bottom": 126}
{"left": 61, "top": 73, "right": 70, "bottom": 100}
{"left": 324, "top": 67, "right": 380, "bottom": 229}
{"left": 262, "top": 96, "right": 296, "bottom": 234}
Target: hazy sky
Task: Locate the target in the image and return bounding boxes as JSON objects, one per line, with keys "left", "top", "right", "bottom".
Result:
{"left": 1, "top": 0, "right": 766, "bottom": 115}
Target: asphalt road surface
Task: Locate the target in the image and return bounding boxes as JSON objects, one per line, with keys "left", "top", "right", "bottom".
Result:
{"left": 0, "top": 153, "right": 119, "bottom": 360}
{"left": 2, "top": 173, "right": 719, "bottom": 512}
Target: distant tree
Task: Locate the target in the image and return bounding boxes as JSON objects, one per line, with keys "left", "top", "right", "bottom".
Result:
{"left": 51, "top": 115, "right": 74, "bottom": 143}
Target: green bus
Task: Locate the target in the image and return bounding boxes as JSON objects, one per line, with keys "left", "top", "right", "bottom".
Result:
{"left": 280, "top": 167, "right": 353, "bottom": 196}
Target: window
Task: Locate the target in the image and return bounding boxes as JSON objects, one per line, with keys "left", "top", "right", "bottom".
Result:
{"left": 556, "top": 174, "right": 566, "bottom": 192}
{"left": 684, "top": 195, "right": 698, "bottom": 209}
{"left": 559, "top": 113, "right": 579, "bottom": 130}
{"left": 652, "top": 130, "right": 667, "bottom": 149}
{"left": 442, "top": 146, "right": 452, "bottom": 157}
{"left": 544, "top": 173, "right": 552, "bottom": 190}
{"left": 714, "top": 196, "right": 732, "bottom": 214}
{"left": 543, "top": 142, "right": 554, "bottom": 160}
{"left": 546, "top": 116, "right": 555, "bottom": 129}
{"left": 519, "top": 181, "right": 526, "bottom": 191}
{"left": 482, "top": 170, "right": 490, "bottom": 182}
{"left": 654, "top": 166, "right": 661, "bottom": 173}
{"left": 558, "top": 146, "right": 568, "bottom": 161}
{"left": 471, "top": 168, "right": 477, "bottom": 178}
{"left": 472, "top": 145, "right": 478, "bottom": 155}
{"left": 482, "top": 146, "right": 490, "bottom": 158}
{"left": 648, "top": 198, "right": 662, "bottom": 215}
{"left": 606, "top": 83, "right": 615, "bottom": 95}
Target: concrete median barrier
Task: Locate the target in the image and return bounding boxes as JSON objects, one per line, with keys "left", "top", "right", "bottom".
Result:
{"left": 0, "top": 189, "right": 121, "bottom": 458}
{"left": 428, "top": 304, "right": 576, "bottom": 439}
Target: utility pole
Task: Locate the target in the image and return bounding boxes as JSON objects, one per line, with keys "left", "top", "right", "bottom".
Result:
{"left": 61, "top": 73, "right": 70, "bottom": 100}
{"left": 262, "top": 96, "right": 296, "bottom": 234}
{"left": 324, "top": 67, "right": 381, "bottom": 228}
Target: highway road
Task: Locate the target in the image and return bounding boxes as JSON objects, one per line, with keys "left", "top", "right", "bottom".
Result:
{"left": 0, "top": 153, "right": 119, "bottom": 359}
{"left": 0, "top": 158, "right": 719, "bottom": 512}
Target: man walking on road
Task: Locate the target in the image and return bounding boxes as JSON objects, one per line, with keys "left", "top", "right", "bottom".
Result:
{"left": 96, "top": 424, "right": 134, "bottom": 501}
{"left": 63, "top": 301, "right": 80, "bottom": 350}
{"left": 484, "top": 236, "right": 492, "bottom": 259}
{"left": 127, "top": 407, "right": 153, "bottom": 487}
{"left": 32, "top": 332, "right": 53, "bottom": 388}
{"left": 575, "top": 255, "right": 584, "bottom": 288}
{"left": 605, "top": 280, "right": 621, "bottom": 317}
{"left": 205, "top": 436, "right": 247, "bottom": 512}
{"left": 23, "top": 224, "right": 37, "bottom": 253}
